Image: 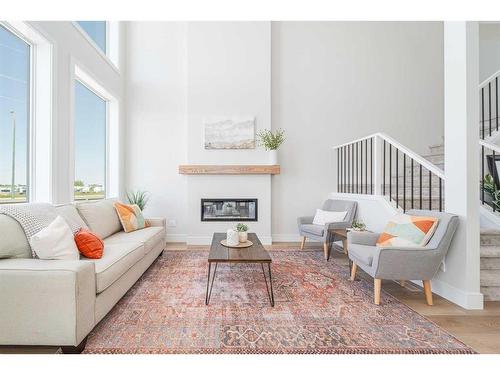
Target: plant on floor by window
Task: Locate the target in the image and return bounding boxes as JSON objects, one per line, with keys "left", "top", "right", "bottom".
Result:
{"left": 351, "top": 219, "right": 366, "bottom": 231}
{"left": 126, "top": 190, "right": 150, "bottom": 211}
{"left": 482, "top": 174, "right": 500, "bottom": 211}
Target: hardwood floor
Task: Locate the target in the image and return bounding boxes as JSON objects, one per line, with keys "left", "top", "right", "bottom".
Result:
{"left": 2, "top": 241, "right": 498, "bottom": 354}
{"left": 166, "top": 241, "right": 500, "bottom": 354}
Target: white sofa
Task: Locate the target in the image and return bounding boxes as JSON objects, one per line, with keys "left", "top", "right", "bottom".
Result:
{"left": 0, "top": 199, "right": 166, "bottom": 353}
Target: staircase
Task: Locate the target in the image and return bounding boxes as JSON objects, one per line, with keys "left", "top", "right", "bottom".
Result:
{"left": 420, "top": 142, "right": 500, "bottom": 301}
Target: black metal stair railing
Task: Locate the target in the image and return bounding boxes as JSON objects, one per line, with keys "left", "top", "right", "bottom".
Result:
{"left": 334, "top": 133, "right": 445, "bottom": 213}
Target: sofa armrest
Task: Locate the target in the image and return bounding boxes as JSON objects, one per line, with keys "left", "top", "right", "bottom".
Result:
{"left": 0, "top": 259, "right": 96, "bottom": 346}
{"left": 374, "top": 247, "right": 442, "bottom": 280}
{"left": 297, "top": 216, "right": 314, "bottom": 226}
{"left": 146, "top": 217, "right": 166, "bottom": 229}
{"left": 347, "top": 231, "right": 380, "bottom": 246}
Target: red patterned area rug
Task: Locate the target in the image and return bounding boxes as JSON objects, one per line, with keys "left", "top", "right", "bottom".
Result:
{"left": 84, "top": 249, "right": 474, "bottom": 354}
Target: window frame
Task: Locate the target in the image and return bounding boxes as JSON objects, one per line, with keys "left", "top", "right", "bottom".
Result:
{"left": 0, "top": 22, "right": 33, "bottom": 204}
{"left": 72, "top": 21, "right": 120, "bottom": 73}
{"left": 73, "top": 78, "right": 109, "bottom": 201}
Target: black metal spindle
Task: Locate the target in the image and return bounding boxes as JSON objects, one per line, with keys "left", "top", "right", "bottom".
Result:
{"left": 489, "top": 82, "right": 492, "bottom": 137}
{"left": 370, "top": 138, "right": 373, "bottom": 194}
{"left": 403, "top": 154, "right": 406, "bottom": 212}
{"left": 439, "top": 178, "right": 442, "bottom": 212}
{"left": 495, "top": 77, "right": 498, "bottom": 131}
{"left": 396, "top": 149, "right": 399, "bottom": 207}
{"left": 366, "top": 140, "right": 369, "bottom": 194}
{"left": 482, "top": 145, "right": 485, "bottom": 204}
{"left": 419, "top": 164, "right": 422, "bottom": 209}
{"left": 482, "top": 87, "right": 485, "bottom": 140}
{"left": 351, "top": 143, "right": 354, "bottom": 193}
{"left": 494, "top": 150, "right": 497, "bottom": 212}
{"left": 383, "top": 140, "right": 386, "bottom": 196}
{"left": 360, "top": 141, "right": 363, "bottom": 194}
{"left": 356, "top": 142, "right": 358, "bottom": 194}
{"left": 389, "top": 144, "right": 392, "bottom": 201}
{"left": 343, "top": 146, "right": 346, "bottom": 193}
{"left": 429, "top": 170, "right": 432, "bottom": 210}
{"left": 337, "top": 148, "right": 340, "bottom": 192}
{"left": 411, "top": 158, "right": 414, "bottom": 209}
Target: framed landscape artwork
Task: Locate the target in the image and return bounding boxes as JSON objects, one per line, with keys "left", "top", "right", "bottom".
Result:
{"left": 204, "top": 117, "right": 255, "bottom": 149}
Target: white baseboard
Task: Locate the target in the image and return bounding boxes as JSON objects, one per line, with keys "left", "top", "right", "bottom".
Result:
{"left": 412, "top": 279, "right": 484, "bottom": 310}
{"left": 166, "top": 234, "right": 187, "bottom": 243}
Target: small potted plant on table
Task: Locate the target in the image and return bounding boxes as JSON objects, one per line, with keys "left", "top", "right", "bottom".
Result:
{"left": 236, "top": 223, "right": 249, "bottom": 243}
{"left": 350, "top": 219, "right": 366, "bottom": 232}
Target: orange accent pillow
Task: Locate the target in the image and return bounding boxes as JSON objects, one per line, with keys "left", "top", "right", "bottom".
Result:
{"left": 75, "top": 229, "right": 104, "bottom": 259}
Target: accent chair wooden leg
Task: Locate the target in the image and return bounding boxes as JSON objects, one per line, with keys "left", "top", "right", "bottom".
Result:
{"left": 350, "top": 263, "right": 358, "bottom": 281}
{"left": 400, "top": 280, "right": 406, "bottom": 287}
{"left": 300, "top": 236, "right": 306, "bottom": 250}
{"left": 374, "top": 278, "right": 382, "bottom": 305}
{"left": 423, "top": 280, "right": 433, "bottom": 306}
{"left": 323, "top": 242, "right": 329, "bottom": 260}
{"left": 342, "top": 239, "right": 348, "bottom": 255}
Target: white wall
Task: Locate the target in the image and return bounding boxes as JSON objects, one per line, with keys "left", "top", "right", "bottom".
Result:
{"left": 28, "top": 21, "right": 126, "bottom": 204}
{"left": 271, "top": 21, "right": 444, "bottom": 240}
{"left": 479, "top": 22, "right": 500, "bottom": 83}
{"left": 124, "top": 21, "right": 445, "bottom": 242}
{"left": 124, "top": 22, "right": 188, "bottom": 241}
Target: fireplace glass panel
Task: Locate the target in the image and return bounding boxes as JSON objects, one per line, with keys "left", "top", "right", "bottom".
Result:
{"left": 201, "top": 199, "right": 257, "bottom": 221}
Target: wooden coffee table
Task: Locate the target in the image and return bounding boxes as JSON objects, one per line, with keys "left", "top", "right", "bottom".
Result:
{"left": 205, "top": 232, "right": 274, "bottom": 306}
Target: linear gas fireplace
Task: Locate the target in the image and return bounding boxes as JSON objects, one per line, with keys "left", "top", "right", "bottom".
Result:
{"left": 201, "top": 199, "right": 258, "bottom": 222}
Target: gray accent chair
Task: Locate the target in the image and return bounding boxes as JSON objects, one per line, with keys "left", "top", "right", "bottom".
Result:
{"left": 298, "top": 199, "right": 357, "bottom": 260}
{"left": 348, "top": 209, "right": 459, "bottom": 305}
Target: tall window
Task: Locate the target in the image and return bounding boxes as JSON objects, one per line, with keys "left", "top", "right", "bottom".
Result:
{"left": 74, "top": 81, "right": 107, "bottom": 200}
{"left": 76, "top": 21, "right": 106, "bottom": 54}
{"left": 0, "top": 25, "right": 30, "bottom": 204}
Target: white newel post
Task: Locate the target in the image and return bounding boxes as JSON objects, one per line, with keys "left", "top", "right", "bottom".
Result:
{"left": 443, "top": 21, "right": 483, "bottom": 309}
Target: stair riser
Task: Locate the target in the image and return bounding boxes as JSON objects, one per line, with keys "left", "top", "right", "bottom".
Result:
{"left": 480, "top": 245, "right": 500, "bottom": 257}
{"left": 429, "top": 144, "right": 444, "bottom": 155}
{"left": 481, "top": 270, "right": 500, "bottom": 286}
{"left": 481, "top": 258, "right": 500, "bottom": 270}
{"left": 480, "top": 236, "right": 500, "bottom": 246}
{"left": 423, "top": 154, "right": 444, "bottom": 164}
{"left": 481, "top": 286, "right": 500, "bottom": 301}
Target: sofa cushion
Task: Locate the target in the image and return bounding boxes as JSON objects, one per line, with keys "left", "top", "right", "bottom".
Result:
{"left": 300, "top": 224, "right": 324, "bottom": 237}
{"left": 104, "top": 226, "right": 165, "bottom": 254}
{"left": 55, "top": 204, "right": 89, "bottom": 231}
{"left": 86, "top": 242, "right": 144, "bottom": 293}
{"left": 348, "top": 243, "right": 375, "bottom": 267}
{"left": 76, "top": 198, "right": 122, "bottom": 239}
{"left": 0, "top": 214, "right": 31, "bottom": 259}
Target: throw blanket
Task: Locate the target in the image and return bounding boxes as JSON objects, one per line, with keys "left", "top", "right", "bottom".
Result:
{"left": 0, "top": 203, "right": 81, "bottom": 258}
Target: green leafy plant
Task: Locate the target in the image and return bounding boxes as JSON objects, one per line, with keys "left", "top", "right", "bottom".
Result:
{"left": 236, "top": 223, "right": 248, "bottom": 232}
{"left": 482, "top": 174, "right": 500, "bottom": 211}
{"left": 256, "top": 129, "right": 285, "bottom": 151}
{"left": 126, "top": 190, "right": 150, "bottom": 211}
{"left": 351, "top": 219, "right": 366, "bottom": 231}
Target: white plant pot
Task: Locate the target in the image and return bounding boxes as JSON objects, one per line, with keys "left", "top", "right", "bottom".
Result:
{"left": 269, "top": 150, "right": 278, "bottom": 165}
{"left": 238, "top": 231, "right": 248, "bottom": 243}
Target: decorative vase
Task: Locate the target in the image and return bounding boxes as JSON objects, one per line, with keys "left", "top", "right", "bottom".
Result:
{"left": 238, "top": 231, "right": 248, "bottom": 243}
{"left": 226, "top": 229, "right": 239, "bottom": 246}
{"left": 269, "top": 149, "right": 278, "bottom": 165}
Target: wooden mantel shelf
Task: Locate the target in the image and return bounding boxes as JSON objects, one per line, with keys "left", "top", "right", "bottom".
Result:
{"left": 179, "top": 164, "right": 280, "bottom": 175}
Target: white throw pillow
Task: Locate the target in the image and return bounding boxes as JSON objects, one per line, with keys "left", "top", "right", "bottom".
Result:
{"left": 312, "top": 209, "right": 347, "bottom": 226}
{"left": 30, "top": 216, "right": 79, "bottom": 260}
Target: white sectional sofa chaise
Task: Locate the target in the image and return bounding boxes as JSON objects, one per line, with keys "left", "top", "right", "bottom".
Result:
{"left": 0, "top": 199, "right": 166, "bottom": 353}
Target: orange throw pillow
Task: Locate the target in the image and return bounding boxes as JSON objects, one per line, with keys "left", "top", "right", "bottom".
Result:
{"left": 75, "top": 229, "right": 104, "bottom": 259}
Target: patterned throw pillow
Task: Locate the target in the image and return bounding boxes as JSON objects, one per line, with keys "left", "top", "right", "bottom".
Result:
{"left": 376, "top": 214, "right": 439, "bottom": 248}
{"left": 114, "top": 202, "right": 150, "bottom": 233}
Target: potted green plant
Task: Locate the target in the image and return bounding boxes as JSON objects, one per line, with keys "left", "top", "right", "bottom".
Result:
{"left": 256, "top": 128, "right": 285, "bottom": 165}
{"left": 126, "top": 190, "right": 150, "bottom": 211}
{"left": 351, "top": 219, "right": 366, "bottom": 232}
{"left": 236, "top": 223, "right": 249, "bottom": 243}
